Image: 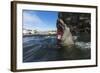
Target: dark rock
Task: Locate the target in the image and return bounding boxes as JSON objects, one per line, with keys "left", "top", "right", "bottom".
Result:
{"left": 57, "top": 12, "right": 91, "bottom": 36}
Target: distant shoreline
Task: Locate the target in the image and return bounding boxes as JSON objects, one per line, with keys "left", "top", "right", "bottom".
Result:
{"left": 23, "top": 34, "right": 56, "bottom": 37}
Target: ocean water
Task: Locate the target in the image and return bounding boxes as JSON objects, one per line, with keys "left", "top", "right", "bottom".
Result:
{"left": 23, "top": 35, "right": 91, "bottom": 62}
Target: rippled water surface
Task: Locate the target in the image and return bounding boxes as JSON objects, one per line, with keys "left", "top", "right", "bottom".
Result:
{"left": 23, "top": 35, "right": 91, "bottom": 62}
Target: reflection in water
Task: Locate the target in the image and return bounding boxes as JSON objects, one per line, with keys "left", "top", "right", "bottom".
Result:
{"left": 23, "top": 35, "right": 90, "bottom": 62}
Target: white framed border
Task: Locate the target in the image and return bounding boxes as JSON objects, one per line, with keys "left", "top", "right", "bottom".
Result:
{"left": 11, "top": 1, "right": 97, "bottom": 71}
